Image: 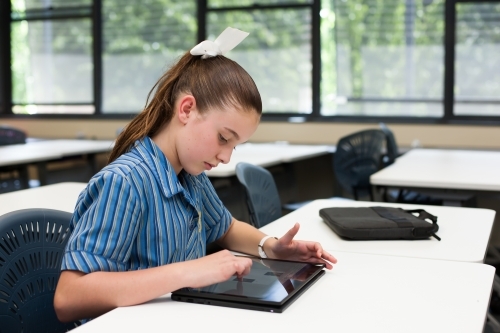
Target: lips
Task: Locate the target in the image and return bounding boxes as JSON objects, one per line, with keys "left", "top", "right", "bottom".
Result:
{"left": 204, "top": 162, "right": 215, "bottom": 170}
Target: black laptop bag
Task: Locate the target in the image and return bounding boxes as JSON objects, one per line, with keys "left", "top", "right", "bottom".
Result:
{"left": 319, "top": 207, "right": 440, "bottom": 240}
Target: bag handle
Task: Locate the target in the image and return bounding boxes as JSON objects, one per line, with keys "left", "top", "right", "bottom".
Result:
{"left": 404, "top": 209, "right": 440, "bottom": 241}
{"left": 372, "top": 207, "right": 441, "bottom": 241}
{"left": 404, "top": 209, "right": 437, "bottom": 223}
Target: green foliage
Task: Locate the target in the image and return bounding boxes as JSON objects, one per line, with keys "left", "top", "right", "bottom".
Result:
{"left": 208, "top": 8, "right": 312, "bottom": 112}
{"left": 9, "top": 0, "right": 500, "bottom": 115}
{"left": 103, "top": 0, "right": 196, "bottom": 55}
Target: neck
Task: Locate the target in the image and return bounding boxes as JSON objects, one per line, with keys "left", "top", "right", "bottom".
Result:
{"left": 151, "top": 123, "right": 182, "bottom": 175}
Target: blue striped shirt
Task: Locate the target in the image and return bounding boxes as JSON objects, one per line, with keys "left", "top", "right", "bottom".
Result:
{"left": 61, "top": 137, "right": 232, "bottom": 273}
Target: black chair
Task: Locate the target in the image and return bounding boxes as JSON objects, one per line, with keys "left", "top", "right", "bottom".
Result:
{"left": 379, "top": 123, "right": 439, "bottom": 204}
{"left": 378, "top": 123, "right": 475, "bottom": 206}
{"left": 0, "top": 125, "right": 26, "bottom": 146}
{"left": 334, "top": 129, "right": 386, "bottom": 201}
{"left": 0, "top": 126, "right": 29, "bottom": 193}
{"left": 379, "top": 123, "right": 428, "bottom": 203}
{"left": 379, "top": 122, "right": 398, "bottom": 167}
{"left": 235, "top": 162, "right": 283, "bottom": 228}
{"left": 0, "top": 208, "right": 80, "bottom": 333}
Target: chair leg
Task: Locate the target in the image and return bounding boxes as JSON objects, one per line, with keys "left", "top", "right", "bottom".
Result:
{"left": 353, "top": 188, "right": 359, "bottom": 201}
{"left": 396, "top": 189, "right": 405, "bottom": 203}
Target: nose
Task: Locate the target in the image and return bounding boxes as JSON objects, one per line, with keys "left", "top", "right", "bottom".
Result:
{"left": 217, "top": 146, "right": 233, "bottom": 164}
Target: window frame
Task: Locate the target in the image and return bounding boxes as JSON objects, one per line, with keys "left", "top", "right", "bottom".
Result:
{"left": 8, "top": 0, "right": 100, "bottom": 115}
{"left": 203, "top": 0, "right": 319, "bottom": 116}
{"left": 0, "top": 0, "right": 499, "bottom": 124}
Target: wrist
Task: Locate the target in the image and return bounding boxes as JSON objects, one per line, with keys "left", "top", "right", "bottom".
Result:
{"left": 258, "top": 236, "right": 278, "bottom": 259}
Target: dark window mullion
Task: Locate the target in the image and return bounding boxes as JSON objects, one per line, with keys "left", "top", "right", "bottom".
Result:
{"left": 311, "top": 0, "right": 320, "bottom": 117}
{"left": 11, "top": 13, "right": 92, "bottom": 22}
{"left": 198, "top": 0, "right": 207, "bottom": 42}
{"left": 93, "top": 0, "right": 102, "bottom": 114}
{"left": 11, "top": 6, "right": 93, "bottom": 21}
{"left": 0, "top": 0, "right": 12, "bottom": 115}
{"left": 444, "top": 0, "right": 456, "bottom": 121}
{"left": 207, "top": 3, "right": 311, "bottom": 12}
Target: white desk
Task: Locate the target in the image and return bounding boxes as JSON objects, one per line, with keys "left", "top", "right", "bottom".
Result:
{"left": 0, "top": 182, "right": 87, "bottom": 216}
{"left": 1, "top": 184, "right": 493, "bottom": 332}
{"left": 0, "top": 139, "right": 114, "bottom": 167}
{"left": 0, "top": 139, "right": 114, "bottom": 187}
{"left": 205, "top": 142, "right": 334, "bottom": 177}
{"left": 260, "top": 199, "right": 495, "bottom": 263}
{"left": 70, "top": 251, "right": 494, "bottom": 333}
{"left": 205, "top": 142, "right": 335, "bottom": 221}
{"left": 370, "top": 148, "right": 500, "bottom": 192}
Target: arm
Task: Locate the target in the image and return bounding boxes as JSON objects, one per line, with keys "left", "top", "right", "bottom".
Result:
{"left": 216, "top": 218, "right": 337, "bottom": 269}
{"left": 54, "top": 250, "right": 252, "bottom": 322}
{"left": 215, "top": 218, "right": 267, "bottom": 256}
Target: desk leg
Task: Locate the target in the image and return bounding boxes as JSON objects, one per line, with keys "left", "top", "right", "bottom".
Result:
{"left": 372, "top": 185, "right": 387, "bottom": 202}
{"left": 88, "top": 154, "right": 98, "bottom": 175}
{"left": 18, "top": 165, "right": 30, "bottom": 189}
{"left": 36, "top": 162, "right": 48, "bottom": 186}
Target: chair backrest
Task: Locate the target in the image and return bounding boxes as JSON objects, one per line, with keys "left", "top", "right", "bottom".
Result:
{"left": 0, "top": 208, "right": 79, "bottom": 333}
{"left": 379, "top": 122, "right": 398, "bottom": 166}
{"left": 334, "top": 129, "right": 386, "bottom": 200}
{"left": 235, "top": 162, "right": 282, "bottom": 228}
{"left": 0, "top": 125, "right": 26, "bottom": 146}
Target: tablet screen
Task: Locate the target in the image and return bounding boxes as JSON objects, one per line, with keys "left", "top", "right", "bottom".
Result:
{"left": 177, "top": 257, "right": 324, "bottom": 304}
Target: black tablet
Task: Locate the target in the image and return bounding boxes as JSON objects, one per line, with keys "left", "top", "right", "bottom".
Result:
{"left": 171, "top": 256, "right": 325, "bottom": 313}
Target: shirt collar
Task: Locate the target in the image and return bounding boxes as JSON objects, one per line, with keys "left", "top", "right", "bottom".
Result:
{"left": 132, "top": 137, "right": 185, "bottom": 198}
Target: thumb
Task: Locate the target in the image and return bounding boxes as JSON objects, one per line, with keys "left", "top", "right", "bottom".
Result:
{"left": 279, "top": 223, "right": 300, "bottom": 244}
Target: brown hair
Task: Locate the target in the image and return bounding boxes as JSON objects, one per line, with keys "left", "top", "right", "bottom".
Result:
{"left": 108, "top": 52, "right": 262, "bottom": 163}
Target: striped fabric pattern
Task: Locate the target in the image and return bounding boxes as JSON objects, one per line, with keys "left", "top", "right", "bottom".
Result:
{"left": 61, "top": 137, "right": 232, "bottom": 273}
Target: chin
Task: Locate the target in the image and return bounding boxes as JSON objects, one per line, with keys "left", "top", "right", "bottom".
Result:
{"left": 184, "top": 167, "right": 204, "bottom": 176}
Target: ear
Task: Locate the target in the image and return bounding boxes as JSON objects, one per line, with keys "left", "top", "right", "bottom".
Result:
{"left": 177, "top": 94, "right": 197, "bottom": 125}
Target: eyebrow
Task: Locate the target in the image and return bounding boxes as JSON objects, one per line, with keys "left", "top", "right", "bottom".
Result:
{"left": 224, "top": 127, "right": 240, "bottom": 141}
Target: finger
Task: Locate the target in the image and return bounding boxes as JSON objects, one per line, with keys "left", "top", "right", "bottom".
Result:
{"left": 322, "top": 259, "right": 334, "bottom": 270}
{"left": 304, "top": 241, "right": 324, "bottom": 259}
{"left": 234, "top": 258, "right": 252, "bottom": 277}
{"left": 242, "top": 264, "right": 251, "bottom": 276}
{"left": 321, "top": 250, "right": 338, "bottom": 264}
{"left": 303, "top": 255, "right": 334, "bottom": 270}
{"left": 303, "top": 256, "right": 332, "bottom": 269}
{"left": 279, "top": 222, "right": 300, "bottom": 244}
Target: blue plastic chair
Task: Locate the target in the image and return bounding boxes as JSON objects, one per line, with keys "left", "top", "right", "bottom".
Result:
{"left": 235, "top": 162, "right": 283, "bottom": 228}
{"left": 0, "top": 208, "right": 80, "bottom": 333}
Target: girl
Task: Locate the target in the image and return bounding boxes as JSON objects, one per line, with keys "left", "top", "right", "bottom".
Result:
{"left": 54, "top": 28, "right": 337, "bottom": 323}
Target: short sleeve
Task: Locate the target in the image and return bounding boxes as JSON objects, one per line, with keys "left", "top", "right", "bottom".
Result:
{"left": 61, "top": 172, "right": 142, "bottom": 273}
{"left": 199, "top": 174, "right": 232, "bottom": 243}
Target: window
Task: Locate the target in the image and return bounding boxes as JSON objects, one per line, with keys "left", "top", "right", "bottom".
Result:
{"left": 206, "top": 1, "right": 314, "bottom": 114}
{"left": 101, "top": 0, "right": 196, "bottom": 113}
{"left": 322, "top": 0, "right": 445, "bottom": 117}
{"left": 2, "top": 0, "right": 500, "bottom": 123}
{"left": 11, "top": 0, "right": 94, "bottom": 114}
{"left": 454, "top": 1, "right": 500, "bottom": 116}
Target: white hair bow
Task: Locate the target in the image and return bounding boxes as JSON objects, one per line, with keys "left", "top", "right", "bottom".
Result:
{"left": 190, "top": 27, "right": 249, "bottom": 59}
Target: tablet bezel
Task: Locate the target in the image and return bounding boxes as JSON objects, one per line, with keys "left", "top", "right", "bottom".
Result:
{"left": 171, "top": 256, "right": 326, "bottom": 307}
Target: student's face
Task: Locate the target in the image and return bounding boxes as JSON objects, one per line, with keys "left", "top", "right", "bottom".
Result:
{"left": 178, "top": 106, "right": 260, "bottom": 175}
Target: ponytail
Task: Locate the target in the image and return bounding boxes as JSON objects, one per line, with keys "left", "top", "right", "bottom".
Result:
{"left": 108, "top": 51, "right": 262, "bottom": 164}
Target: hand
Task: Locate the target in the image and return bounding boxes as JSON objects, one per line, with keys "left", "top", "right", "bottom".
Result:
{"left": 266, "top": 223, "right": 337, "bottom": 270}
{"left": 185, "top": 250, "right": 252, "bottom": 288}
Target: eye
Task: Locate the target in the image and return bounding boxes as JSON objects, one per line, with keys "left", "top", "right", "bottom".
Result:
{"left": 219, "top": 134, "right": 228, "bottom": 143}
